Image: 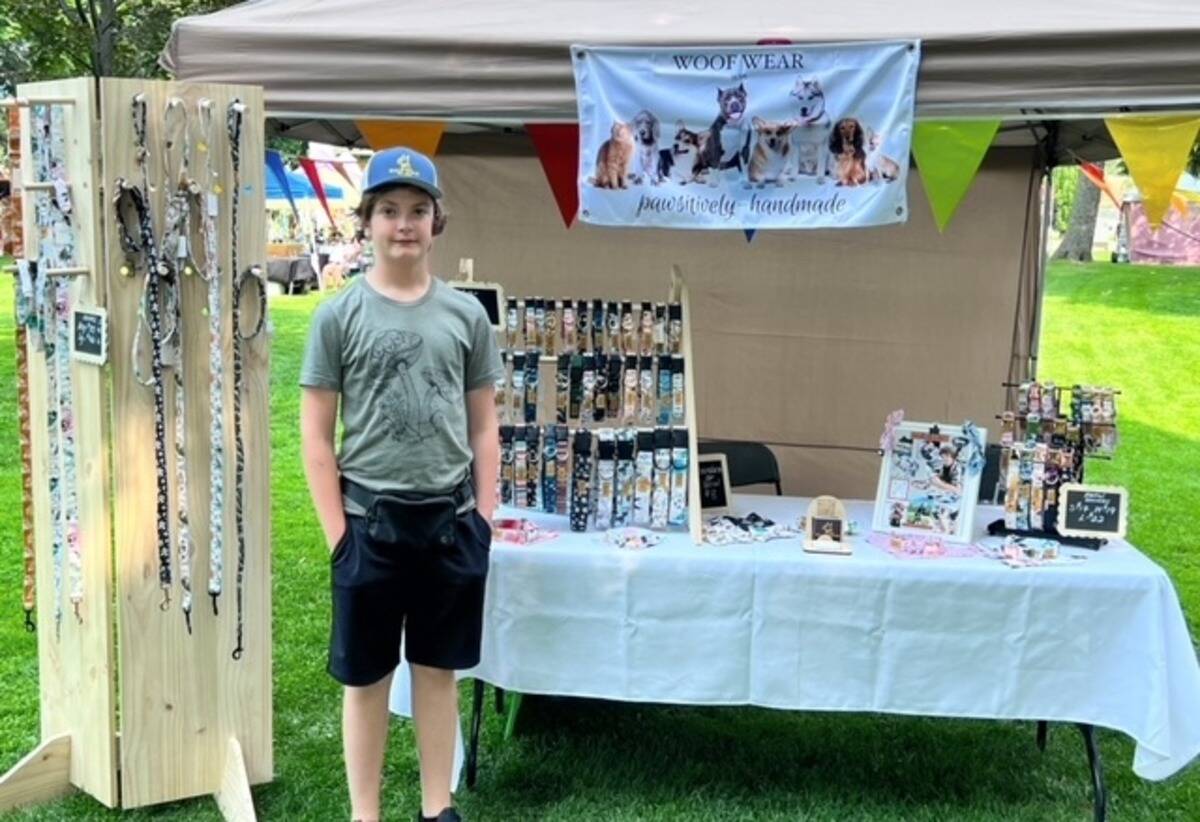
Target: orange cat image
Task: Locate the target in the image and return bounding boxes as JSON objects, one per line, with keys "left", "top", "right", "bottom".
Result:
{"left": 593, "top": 121, "right": 635, "bottom": 189}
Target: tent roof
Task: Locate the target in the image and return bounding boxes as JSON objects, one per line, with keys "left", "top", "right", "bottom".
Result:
{"left": 266, "top": 164, "right": 344, "bottom": 201}
{"left": 163, "top": 0, "right": 1200, "bottom": 159}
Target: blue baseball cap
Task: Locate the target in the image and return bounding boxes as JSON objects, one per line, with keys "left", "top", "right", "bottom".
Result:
{"left": 362, "top": 145, "right": 443, "bottom": 199}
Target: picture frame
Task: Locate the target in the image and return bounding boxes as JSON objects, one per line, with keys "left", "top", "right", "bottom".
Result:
{"left": 804, "top": 495, "right": 851, "bottom": 555}
{"left": 872, "top": 421, "right": 986, "bottom": 543}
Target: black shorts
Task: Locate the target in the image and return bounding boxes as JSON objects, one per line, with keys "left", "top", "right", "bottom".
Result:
{"left": 328, "top": 508, "right": 492, "bottom": 686}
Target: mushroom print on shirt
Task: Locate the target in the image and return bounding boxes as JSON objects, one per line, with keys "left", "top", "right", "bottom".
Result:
{"left": 300, "top": 278, "right": 504, "bottom": 515}
{"left": 367, "top": 330, "right": 461, "bottom": 443}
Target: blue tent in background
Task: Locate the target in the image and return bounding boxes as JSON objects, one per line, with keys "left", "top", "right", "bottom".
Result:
{"left": 265, "top": 164, "right": 344, "bottom": 200}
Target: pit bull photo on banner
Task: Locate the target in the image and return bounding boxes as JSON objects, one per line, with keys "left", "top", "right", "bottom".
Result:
{"left": 572, "top": 40, "right": 919, "bottom": 230}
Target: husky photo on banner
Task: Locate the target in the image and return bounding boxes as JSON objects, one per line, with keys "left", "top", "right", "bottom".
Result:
{"left": 572, "top": 41, "right": 920, "bottom": 230}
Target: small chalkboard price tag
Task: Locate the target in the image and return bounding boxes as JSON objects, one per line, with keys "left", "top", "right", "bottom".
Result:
{"left": 71, "top": 306, "right": 108, "bottom": 366}
{"left": 448, "top": 280, "right": 505, "bottom": 331}
{"left": 1057, "top": 484, "right": 1127, "bottom": 540}
{"left": 697, "top": 454, "right": 731, "bottom": 515}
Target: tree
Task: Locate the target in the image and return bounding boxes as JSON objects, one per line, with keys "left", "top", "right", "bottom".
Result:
{"left": 1051, "top": 165, "right": 1079, "bottom": 234}
{"left": 1051, "top": 167, "right": 1102, "bottom": 261}
{"left": 2, "top": 1, "right": 305, "bottom": 158}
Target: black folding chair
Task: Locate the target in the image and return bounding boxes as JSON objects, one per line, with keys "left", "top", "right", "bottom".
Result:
{"left": 697, "top": 439, "right": 783, "bottom": 496}
{"left": 979, "top": 443, "right": 1004, "bottom": 504}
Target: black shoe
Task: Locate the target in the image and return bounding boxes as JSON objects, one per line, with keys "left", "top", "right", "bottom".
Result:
{"left": 417, "top": 808, "right": 462, "bottom": 822}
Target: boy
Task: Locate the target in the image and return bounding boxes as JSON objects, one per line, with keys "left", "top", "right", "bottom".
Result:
{"left": 300, "top": 146, "right": 502, "bottom": 822}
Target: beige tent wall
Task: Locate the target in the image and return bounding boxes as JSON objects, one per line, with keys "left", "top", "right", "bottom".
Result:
{"left": 431, "top": 133, "right": 1040, "bottom": 498}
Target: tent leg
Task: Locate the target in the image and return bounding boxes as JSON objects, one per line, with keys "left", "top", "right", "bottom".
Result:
{"left": 0, "top": 734, "right": 74, "bottom": 812}
{"left": 465, "top": 679, "right": 485, "bottom": 790}
{"left": 1036, "top": 720, "right": 1048, "bottom": 752}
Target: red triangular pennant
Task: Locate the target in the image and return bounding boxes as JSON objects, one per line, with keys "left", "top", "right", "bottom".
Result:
{"left": 526, "top": 123, "right": 580, "bottom": 229}
{"left": 298, "top": 157, "right": 337, "bottom": 228}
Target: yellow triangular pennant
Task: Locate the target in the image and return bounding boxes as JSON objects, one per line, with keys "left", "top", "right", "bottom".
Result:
{"left": 355, "top": 120, "right": 447, "bottom": 156}
{"left": 911, "top": 120, "right": 1001, "bottom": 232}
{"left": 1105, "top": 116, "right": 1200, "bottom": 228}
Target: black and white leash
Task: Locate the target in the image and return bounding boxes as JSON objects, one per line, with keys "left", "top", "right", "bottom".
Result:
{"left": 163, "top": 97, "right": 198, "bottom": 632}
{"left": 197, "top": 98, "right": 227, "bottom": 616}
{"left": 115, "top": 93, "right": 173, "bottom": 610}
{"left": 227, "top": 99, "right": 266, "bottom": 660}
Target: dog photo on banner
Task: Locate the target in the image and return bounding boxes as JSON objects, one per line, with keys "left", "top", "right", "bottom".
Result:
{"left": 573, "top": 40, "right": 919, "bottom": 230}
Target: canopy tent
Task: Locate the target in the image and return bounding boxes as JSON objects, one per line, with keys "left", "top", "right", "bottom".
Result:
{"left": 163, "top": 0, "right": 1200, "bottom": 159}
{"left": 162, "top": 2, "right": 1196, "bottom": 497}
{"left": 266, "top": 164, "right": 344, "bottom": 201}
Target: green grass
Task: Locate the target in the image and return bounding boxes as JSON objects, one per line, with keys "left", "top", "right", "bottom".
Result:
{"left": 1, "top": 260, "right": 1198, "bottom": 820}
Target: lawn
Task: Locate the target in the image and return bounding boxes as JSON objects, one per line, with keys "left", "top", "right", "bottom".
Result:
{"left": 1, "top": 260, "right": 1198, "bottom": 820}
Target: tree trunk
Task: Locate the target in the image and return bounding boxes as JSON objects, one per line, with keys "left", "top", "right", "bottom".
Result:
{"left": 95, "top": 0, "right": 120, "bottom": 76}
{"left": 1052, "top": 172, "right": 1102, "bottom": 261}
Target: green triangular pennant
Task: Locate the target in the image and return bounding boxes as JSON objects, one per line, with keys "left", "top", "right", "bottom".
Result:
{"left": 912, "top": 120, "right": 1001, "bottom": 232}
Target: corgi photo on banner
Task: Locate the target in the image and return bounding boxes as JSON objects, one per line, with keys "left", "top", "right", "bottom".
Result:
{"left": 590, "top": 121, "right": 635, "bottom": 188}
{"left": 660, "top": 121, "right": 704, "bottom": 185}
{"left": 789, "top": 77, "right": 833, "bottom": 180}
{"left": 747, "top": 117, "right": 795, "bottom": 187}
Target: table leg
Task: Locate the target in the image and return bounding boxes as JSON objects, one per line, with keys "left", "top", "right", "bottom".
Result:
{"left": 1078, "top": 723, "right": 1107, "bottom": 822}
{"left": 1036, "top": 720, "right": 1048, "bottom": 752}
{"left": 466, "top": 679, "right": 485, "bottom": 789}
{"left": 495, "top": 687, "right": 506, "bottom": 715}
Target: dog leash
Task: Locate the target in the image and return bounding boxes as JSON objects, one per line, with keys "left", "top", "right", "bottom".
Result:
{"left": 114, "top": 93, "right": 173, "bottom": 611}
{"left": 15, "top": 261, "right": 37, "bottom": 631}
{"left": 196, "top": 97, "right": 227, "bottom": 616}
{"left": 163, "top": 97, "right": 199, "bottom": 632}
{"left": 9, "top": 106, "right": 37, "bottom": 632}
{"left": 31, "top": 102, "right": 83, "bottom": 632}
{"left": 227, "top": 98, "right": 266, "bottom": 660}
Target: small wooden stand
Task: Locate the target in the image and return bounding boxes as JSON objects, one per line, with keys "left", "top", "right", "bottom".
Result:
{"left": 803, "top": 495, "right": 851, "bottom": 555}
{"left": 1, "top": 77, "right": 272, "bottom": 819}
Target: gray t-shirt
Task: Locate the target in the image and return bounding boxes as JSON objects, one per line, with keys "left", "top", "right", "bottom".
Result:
{"left": 300, "top": 276, "right": 503, "bottom": 514}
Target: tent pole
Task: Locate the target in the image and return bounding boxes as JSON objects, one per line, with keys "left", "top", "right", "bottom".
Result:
{"left": 1028, "top": 163, "right": 1054, "bottom": 381}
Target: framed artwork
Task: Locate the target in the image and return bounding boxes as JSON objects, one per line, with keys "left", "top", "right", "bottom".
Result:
{"left": 873, "top": 421, "right": 986, "bottom": 543}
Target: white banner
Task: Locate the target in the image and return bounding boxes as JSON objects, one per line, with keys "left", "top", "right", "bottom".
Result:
{"left": 573, "top": 41, "right": 920, "bottom": 230}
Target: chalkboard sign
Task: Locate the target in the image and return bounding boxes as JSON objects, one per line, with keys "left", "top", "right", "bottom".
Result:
{"left": 1057, "top": 483, "right": 1127, "bottom": 540}
{"left": 697, "top": 454, "right": 731, "bottom": 515}
{"left": 71, "top": 306, "right": 107, "bottom": 366}
{"left": 448, "top": 281, "right": 505, "bottom": 330}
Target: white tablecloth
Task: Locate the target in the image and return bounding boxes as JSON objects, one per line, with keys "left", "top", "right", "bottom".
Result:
{"left": 392, "top": 494, "right": 1200, "bottom": 781}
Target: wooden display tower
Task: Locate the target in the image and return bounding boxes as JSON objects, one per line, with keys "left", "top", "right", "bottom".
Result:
{"left": 0, "top": 77, "right": 271, "bottom": 819}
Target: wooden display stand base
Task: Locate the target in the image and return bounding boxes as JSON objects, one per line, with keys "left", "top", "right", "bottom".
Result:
{"left": 0, "top": 77, "right": 271, "bottom": 819}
